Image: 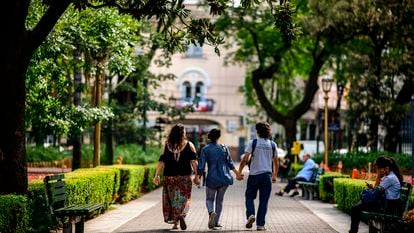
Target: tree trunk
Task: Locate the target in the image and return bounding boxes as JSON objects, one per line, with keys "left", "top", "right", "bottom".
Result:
{"left": 93, "top": 75, "right": 102, "bottom": 167}
{"left": 104, "top": 77, "right": 114, "bottom": 165}
{"left": 368, "top": 116, "right": 379, "bottom": 152}
{"left": 283, "top": 118, "right": 297, "bottom": 152}
{"left": 72, "top": 48, "right": 82, "bottom": 170}
{"left": 0, "top": 0, "right": 71, "bottom": 195}
{"left": 0, "top": 61, "right": 29, "bottom": 195}
{"left": 104, "top": 119, "right": 114, "bottom": 165}
{"left": 383, "top": 123, "right": 399, "bottom": 153}
{"left": 0, "top": 35, "right": 31, "bottom": 194}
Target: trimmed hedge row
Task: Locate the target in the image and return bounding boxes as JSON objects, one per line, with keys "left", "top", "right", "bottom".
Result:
{"left": 0, "top": 195, "right": 30, "bottom": 233}
{"left": 0, "top": 164, "right": 160, "bottom": 233}
{"left": 319, "top": 172, "right": 350, "bottom": 203}
{"left": 333, "top": 178, "right": 414, "bottom": 214}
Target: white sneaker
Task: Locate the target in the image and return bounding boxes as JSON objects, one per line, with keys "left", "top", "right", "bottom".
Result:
{"left": 208, "top": 212, "right": 217, "bottom": 229}
{"left": 257, "top": 225, "right": 266, "bottom": 231}
{"left": 245, "top": 215, "right": 255, "bottom": 229}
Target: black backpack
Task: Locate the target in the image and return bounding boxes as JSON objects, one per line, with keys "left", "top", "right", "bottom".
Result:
{"left": 247, "top": 139, "right": 276, "bottom": 169}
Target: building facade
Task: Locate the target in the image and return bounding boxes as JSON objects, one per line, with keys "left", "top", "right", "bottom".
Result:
{"left": 148, "top": 42, "right": 250, "bottom": 159}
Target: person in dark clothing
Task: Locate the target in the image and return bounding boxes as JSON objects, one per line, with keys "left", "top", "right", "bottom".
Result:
{"left": 278, "top": 156, "right": 291, "bottom": 182}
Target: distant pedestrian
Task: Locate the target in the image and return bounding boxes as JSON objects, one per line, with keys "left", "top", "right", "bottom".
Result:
{"left": 276, "top": 153, "right": 317, "bottom": 197}
{"left": 197, "top": 128, "right": 242, "bottom": 230}
{"left": 278, "top": 155, "right": 291, "bottom": 182}
{"left": 153, "top": 123, "right": 200, "bottom": 230}
{"left": 348, "top": 156, "right": 402, "bottom": 233}
{"left": 238, "top": 122, "right": 279, "bottom": 231}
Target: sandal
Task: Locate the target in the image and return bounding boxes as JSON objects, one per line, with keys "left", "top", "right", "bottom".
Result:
{"left": 179, "top": 216, "right": 187, "bottom": 230}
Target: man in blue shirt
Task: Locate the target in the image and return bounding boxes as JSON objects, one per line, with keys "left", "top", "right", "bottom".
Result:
{"left": 276, "top": 153, "right": 317, "bottom": 197}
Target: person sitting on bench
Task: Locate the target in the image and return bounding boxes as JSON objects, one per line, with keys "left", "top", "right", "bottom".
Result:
{"left": 275, "top": 153, "right": 316, "bottom": 197}
{"left": 348, "top": 156, "right": 403, "bottom": 233}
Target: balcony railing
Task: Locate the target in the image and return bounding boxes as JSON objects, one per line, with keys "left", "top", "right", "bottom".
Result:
{"left": 169, "top": 97, "right": 215, "bottom": 112}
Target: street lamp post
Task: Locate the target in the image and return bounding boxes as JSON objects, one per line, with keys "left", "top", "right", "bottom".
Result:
{"left": 322, "top": 78, "right": 333, "bottom": 168}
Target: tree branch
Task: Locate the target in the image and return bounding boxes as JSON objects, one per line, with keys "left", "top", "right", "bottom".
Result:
{"left": 28, "top": 0, "right": 72, "bottom": 53}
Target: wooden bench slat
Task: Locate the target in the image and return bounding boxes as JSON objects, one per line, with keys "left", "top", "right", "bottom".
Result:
{"left": 297, "top": 168, "right": 324, "bottom": 200}
{"left": 51, "top": 193, "right": 67, "bottom": 203}
{"left": 43, "top": 174, "right": 103, "bottom": 233}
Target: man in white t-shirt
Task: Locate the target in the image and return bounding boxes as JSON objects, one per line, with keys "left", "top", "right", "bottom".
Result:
{"left": 237, "top": 122, "right": 279, "bottom": 231}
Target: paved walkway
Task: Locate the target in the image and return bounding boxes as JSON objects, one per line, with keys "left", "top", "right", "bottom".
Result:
{"left": 85, "top": 172, "right": 368, "bottom": 233}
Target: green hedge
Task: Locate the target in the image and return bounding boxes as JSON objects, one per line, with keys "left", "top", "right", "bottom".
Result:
{"left": 313, "top": 152, "right": 412, "bottom": 174}
{"left": 0, "top": 163, "right": 161, "bottom": 233}
{"left": 334, "top": 178, "right": 374, "bottom": 213}
{"left": 0, "top": 195, "right": 30, "bottom": 233}
{"left": 319, "top": 172, "right": 350, "bottom": 203}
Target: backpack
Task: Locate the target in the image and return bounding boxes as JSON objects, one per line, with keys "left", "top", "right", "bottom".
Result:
{"left": 247, "top": 139, "right": 276, "bottom": 169}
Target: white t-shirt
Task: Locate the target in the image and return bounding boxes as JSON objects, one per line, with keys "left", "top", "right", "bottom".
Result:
{"left": 245, "top": 138, "right": 278, "bottom": 175}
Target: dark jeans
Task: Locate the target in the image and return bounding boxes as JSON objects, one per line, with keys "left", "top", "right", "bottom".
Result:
{"left": 283, "top": 176, "right": 307, "bottom": 193}
{"left": 245, "top": 172, "right": 272, "bottom": 227}
{"left": 349, "top": 199, "right": 400, "bottom": 233}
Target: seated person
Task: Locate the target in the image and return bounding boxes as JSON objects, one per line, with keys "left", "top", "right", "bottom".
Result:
{"left": 278, "top": 156, "right": 291, "bottom": 182}
{"left": 348, "top": 156, "right": 402, "bottom": 233}
{"left": 275, "top": 153, "right": 316, "bottom": 197}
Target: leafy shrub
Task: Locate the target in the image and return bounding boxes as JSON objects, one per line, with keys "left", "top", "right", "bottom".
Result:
{"left": 0, "top": 195, "right": 30, "bottom": 233}
{"left": 114, "top": 144, "right": 160, "bottom": 165}
{"left": 27, "top": 146, "right": 71, "bottom": 162}
{"left": 27, "top": 143, "right": 161, "bottom": 166}
{"left": 313, "top": 151, "right": 412, "bottom": 174}
{"left": 319, "top": 172, "right": 350, "bottom": 203}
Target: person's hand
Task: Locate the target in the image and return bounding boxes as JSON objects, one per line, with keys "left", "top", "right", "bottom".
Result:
{"left": 153, "top": 175, "right": 160, "bottom": 186}
{"left": 272, "top": 174, "right": 277, "bottom": 183}
{"left": 193, "top": 176, "right": 200, "bottom": 185}
{"left": 236, "top": 173, "right": 244, "bottom": 181}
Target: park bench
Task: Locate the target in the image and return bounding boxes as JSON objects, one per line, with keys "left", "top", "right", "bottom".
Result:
{"left": 44, "top": 174, "right": 103, "bottom": 233}
{"left": 361, "top": 182, "right": 412, "bottom": 233}
{"left": 297, "top": 167, "right": 324, "bottom": 200}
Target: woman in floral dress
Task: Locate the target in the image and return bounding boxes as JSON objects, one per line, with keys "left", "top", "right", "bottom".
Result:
{"left": 153, "top": 123, "right": 200, "bottom": 230}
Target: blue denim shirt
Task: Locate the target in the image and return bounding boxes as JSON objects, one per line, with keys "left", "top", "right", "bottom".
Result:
{"left": 197, "top": 142, "right": 235, "bottom": 188}
{"left": 296, "top": 158, "right": 316, "bottom": 181}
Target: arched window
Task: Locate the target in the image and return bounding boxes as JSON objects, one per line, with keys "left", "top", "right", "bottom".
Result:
{"left": 183, "top": 81, "right": 192, "bottom": 99}
{"left": 195, "top": 81, "right": 204, "bottom": 99}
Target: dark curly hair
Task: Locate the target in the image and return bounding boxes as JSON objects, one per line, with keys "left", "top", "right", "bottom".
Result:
{"left": 256, "top": 122, "right": 271, "bottom": 139}
{"left": 166, "top": 124, "right": 186, "bottom": 151}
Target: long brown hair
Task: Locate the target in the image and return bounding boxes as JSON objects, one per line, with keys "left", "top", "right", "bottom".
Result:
{"left": 166, "top": 123, "right": 187, "bottom": 151}
{"left": 376, "top": 156, "right": 403, "bottom": 183}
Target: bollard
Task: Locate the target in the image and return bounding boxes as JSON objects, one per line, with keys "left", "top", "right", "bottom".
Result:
{"left": 352, "top": 168, "right": 359, "bottom": 179}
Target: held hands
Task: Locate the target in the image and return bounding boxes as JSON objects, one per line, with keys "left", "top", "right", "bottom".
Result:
{"left": 235, "top": 170, "right": 244, "bottom": 181}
